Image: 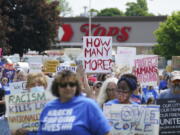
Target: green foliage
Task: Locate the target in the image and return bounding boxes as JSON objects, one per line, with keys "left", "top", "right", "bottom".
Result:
{"left": 58, "top": 0, "right": 72, "bottom": 16}
{"left": 154, "top": 11, "right": 180, "bottom": 59}
{"left": 125, "top": 0, "right": 154, "bottom": 16}
{"left": 97, "top": 8, "right": 124, "bottom": 16}
{"left": 0, "top": 0, "right": 60, "bottom": 57}
{"left": 46, "top": 0, "right": 72, "bottom": 16}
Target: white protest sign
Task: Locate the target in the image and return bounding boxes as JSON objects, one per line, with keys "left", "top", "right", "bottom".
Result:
{"left": 56, "top": 65, "right": 77, "bottom": 73}
{"left": 9, "top": 81, "right": 27, "bottom": 94}
{"left": 115, "top": 47, "right": 136, "bottom": 73}
{"left": 29, "top": 63, "right": 42, "bottom": 73}
{"left": 6, "top": 92, "right": 50, "bottom": 131}
{"left": 133, "top": 55, "right": 158, "bottom": 87}
{"left": 103, "top": 104, "right": 160, "bottom": 135}
{"left": 83, "top": 36, "right": 112, "bottom": 73}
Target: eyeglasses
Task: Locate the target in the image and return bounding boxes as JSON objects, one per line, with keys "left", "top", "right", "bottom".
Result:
{"left": 59, "top": 82, "right": 76, "bottom": 88}
{"left": 116, "top": 89, "right": 130, "bottom": 94}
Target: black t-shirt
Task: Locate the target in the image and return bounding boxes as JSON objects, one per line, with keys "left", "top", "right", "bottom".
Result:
{"left": 0, "top": 89, "right": 6, "bottom": 116}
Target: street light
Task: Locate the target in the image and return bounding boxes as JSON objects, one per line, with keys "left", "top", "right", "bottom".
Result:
{"left": 89, "top": 0, "right": 92, "bottom": 36}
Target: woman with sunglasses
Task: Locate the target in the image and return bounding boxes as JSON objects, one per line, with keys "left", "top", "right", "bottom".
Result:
{"left": 38, "top": 70, "right": 112, "bottom": 135}
{"left": 106, "top": 73, "right": 138, "bottom": 105}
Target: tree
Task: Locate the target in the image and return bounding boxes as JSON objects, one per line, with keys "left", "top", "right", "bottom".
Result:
{"left": 125, "top": 0, "right": 154, "bottom": 16}
{"left": 90, "top": 8, "right": 99, "bottom": 17}
{"left": 0, "top": 0, "right": 60, "bottom": 57}
{"left": 0, "top": 0, "right": 12, "bottom": 55}
{"left": 153, "top": 12, "right": 180, "bottom": 59}
{"left": 46, "top": 0, "right": 72, "bottom": 17}
{"left": 97, "top": 8, "right": 124, "bottom": 16}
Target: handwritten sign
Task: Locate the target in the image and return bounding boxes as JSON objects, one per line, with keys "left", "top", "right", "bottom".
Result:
{"left": 133, "top": 55, "right": 158, "bottom": 86}
{"left": 9, "top": 81, "right": 27, "bottom": 94}
{"left": 83, "top": 36, "right": 112, "bottom": 73}
{"left": 6, "top": 92, "right": 50, "bottom": 131}
{"left": 103, "top": 104, "right": 160, "bottom": 135}
{"left": 157, "top": 99, "right": 180, "bottom": 135}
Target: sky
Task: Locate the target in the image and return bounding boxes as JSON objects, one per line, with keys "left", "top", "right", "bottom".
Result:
{"left": 66, "top": 0, "right": 180, "bottom": 16}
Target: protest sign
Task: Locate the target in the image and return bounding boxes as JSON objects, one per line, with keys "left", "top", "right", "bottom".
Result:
{"left": 83, "top": 36, "right": 112, "bottom": 73}
{"left": 43, "top": 60, "right": 59, "bottom": 73}
{"left": 158, "top": 57, "right": 166, "bottom": 69}
{"left": 6, "top": 92, "right": 50, "bottom": 131}
{"left": 157, "top": 99, "right": 180, "bottom": 135}
{"left": 172, "top": 56, "right": 180, "bottom": 70}
{"left": 9, "top": 81, "right": 27, "bottom": 94}
{"left": 115, "top": 47, "right": 136, "bottom": 73}
{"left": 29, "top": 63, "right": 42, "bottom": 73}
{"left": 56, "top": 65, "right": 77, "bottom": 73}
{"left": 103, "top": 104, "right": 160, "bottom": 135}
{"left": 133, "top": 55, "right": 158, "bottom": 86}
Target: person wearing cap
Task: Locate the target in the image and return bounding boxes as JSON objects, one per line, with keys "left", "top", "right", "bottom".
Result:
{"left": 159, "top": 71, "right": 180, "bottom": 99}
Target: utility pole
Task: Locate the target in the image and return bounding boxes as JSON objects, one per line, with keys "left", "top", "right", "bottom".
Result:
{"left": 89, "top": 0, "right": 92, "bottom": 36}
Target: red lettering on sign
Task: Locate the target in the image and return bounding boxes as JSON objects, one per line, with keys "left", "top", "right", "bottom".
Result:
{"left": 84, "top": 59, "right": 112, "bottom": 71}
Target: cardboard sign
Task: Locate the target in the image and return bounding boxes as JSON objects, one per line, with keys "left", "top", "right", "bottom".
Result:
{"left": 83, "top": 36, "right": 112, "bottom": 73}
{"left": 43, "top": 60, "right": 59, "bottom": 73}
{"left": 6, "top": 92, "right": 50, "bottom": 131}
{"left": 9, "top": 81, "right": 27, "bottom": 94}
{"left": 133, "top": 55, "right": 158, "bottom": 86}
{"left": 103, "top": 104, "right": 160, "bottom": 135}
{"left": 157, "top": 99, "right": 180, "bottom": 135}
{"left": 6, "top": 92, "right": 48, "bottom": 131}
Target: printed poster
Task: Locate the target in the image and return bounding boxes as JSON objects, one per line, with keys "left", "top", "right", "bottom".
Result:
{"left": 115, "top": 47, "right": 136, "bottom": 73}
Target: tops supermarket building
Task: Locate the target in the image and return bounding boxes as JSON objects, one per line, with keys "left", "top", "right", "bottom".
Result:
{"left": 55, "top": 16, "right": 166, "bottom": 55}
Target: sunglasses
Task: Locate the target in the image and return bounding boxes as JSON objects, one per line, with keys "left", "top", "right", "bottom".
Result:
{"left": 59, "top": 82, "right": 76, "bottom": 88}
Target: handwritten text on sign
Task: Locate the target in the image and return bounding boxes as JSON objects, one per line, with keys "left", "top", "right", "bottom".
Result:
{"left": 133, "top": 55, "right": 158, "bottom": 86}
{"left": 83, "top": 36, "right": 112, "bottom": 73}
{"left": 6, "top": 92, "right": 50, "bottom": 131}
{"left": 103, "top": 104, "right": 160, "bottom": 135}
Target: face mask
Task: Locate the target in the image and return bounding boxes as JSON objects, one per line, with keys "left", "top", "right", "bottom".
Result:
{"left": 30, "top": 86, "right": 44, "bottom": 93}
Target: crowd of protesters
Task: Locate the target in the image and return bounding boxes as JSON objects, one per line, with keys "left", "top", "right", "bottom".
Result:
{"left": 0, "top": 57, "right": 179, "bottom": 135}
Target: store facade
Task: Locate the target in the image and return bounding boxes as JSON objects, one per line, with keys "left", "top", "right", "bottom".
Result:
{"left": 55, "top": 16, "right": 166, "bottom": 55}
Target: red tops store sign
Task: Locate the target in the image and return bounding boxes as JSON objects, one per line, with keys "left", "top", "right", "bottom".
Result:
{"left": 60, "top": 24, "right": 131, "bottom": 42}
